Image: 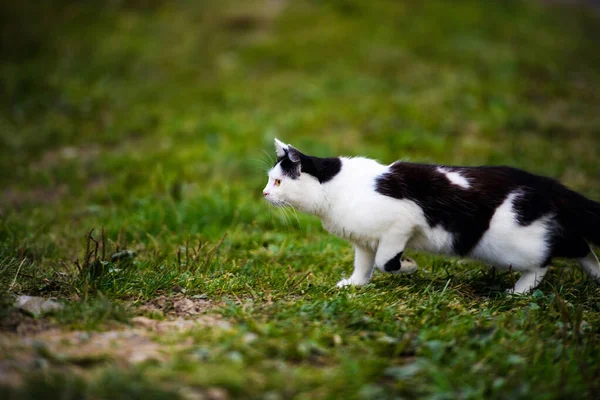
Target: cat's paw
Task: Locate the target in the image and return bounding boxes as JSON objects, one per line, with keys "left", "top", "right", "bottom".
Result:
{"left": 336, "top": 277, "right": 369, "bottom": 288}
{"left": 505, "top": 288, "right": 530, "bottom": 296}
{"left": 385, "top": 257, "right": 418, "bottom": 275}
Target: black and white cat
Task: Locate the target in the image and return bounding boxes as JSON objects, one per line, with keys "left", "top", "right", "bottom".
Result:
{"left": 263, "top": 139, "right": 600, "bottom": 294}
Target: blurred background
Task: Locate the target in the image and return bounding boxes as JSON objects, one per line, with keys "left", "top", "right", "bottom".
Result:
{"left": 1, "top": 0, "right": 600, "bottom": 398}
{"left": 1, "top": 0, "right": 599, "bottom": 215}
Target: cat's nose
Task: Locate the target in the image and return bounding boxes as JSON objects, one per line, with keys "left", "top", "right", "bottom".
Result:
{"left": 263, "top": 192, "right": 269, "bottom": 197}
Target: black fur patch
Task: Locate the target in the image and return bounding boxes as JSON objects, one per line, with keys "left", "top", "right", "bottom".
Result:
{"left": 276, "top": 150, "right": 341, "bottom": 183}
{"left": 375, "top": 162, "right": 600, "bottom": 261}
{"left": 277, "top": 155, "right": 301, "bottom": 179}
{"left": 299, "top": 154, "right": 342, "bottom": 183}
{"left": 384, "top": 252, "right": 403, "bottom": 272}
{"left": 546, "top": 188, "right": 600, "bottom": 260}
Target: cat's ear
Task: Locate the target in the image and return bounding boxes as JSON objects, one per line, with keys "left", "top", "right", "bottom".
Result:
{"left": 287, "top": 145, "right": 301, "bottom": 163}
{"left": 274, "top": 138, "right": 288, "bottom": 158}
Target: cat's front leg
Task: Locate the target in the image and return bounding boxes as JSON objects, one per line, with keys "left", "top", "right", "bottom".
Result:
{"left": 336, "top": 244, "right": 375, "bottom": 287}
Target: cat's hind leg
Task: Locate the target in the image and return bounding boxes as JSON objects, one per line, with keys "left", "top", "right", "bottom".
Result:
{"left": 578, "top": 250, "right": 600, "bottom": 282}
{"left": 336, "top": 244, "right": 375, "bottom": 287}
{"left": 510, "top": 268, "right": 548, "bottom": 295}
{"left": 390, "top": 256, "right": 418, "bottom": 275}
{"left": 374, "top": 230, "right": 412, "bottom": 274}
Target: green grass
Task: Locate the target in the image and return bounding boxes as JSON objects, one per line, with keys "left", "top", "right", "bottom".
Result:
{"left": 1, "top": 0, "right": 600, "bottom": 399}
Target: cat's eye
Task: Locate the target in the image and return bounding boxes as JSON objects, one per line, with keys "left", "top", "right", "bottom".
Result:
{"left": 274, "top": 179, "right": 281, "bottom": 187}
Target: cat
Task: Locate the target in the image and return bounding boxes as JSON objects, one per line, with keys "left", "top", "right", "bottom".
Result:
{"left": 263, "top": 138, "right": 600, "bottom": 294}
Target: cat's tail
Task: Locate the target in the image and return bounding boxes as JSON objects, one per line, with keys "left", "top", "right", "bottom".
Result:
{"left": 558, "top": 187, "right": 600, "bottom": 246}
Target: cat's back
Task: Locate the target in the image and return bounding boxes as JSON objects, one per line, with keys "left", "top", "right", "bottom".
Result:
{"left": 374, "top": 161, "right": 565, "bottom": 257}
{"left": 376, "top": 162, "right": 558, "bottom": 204}
{"left": 324, "top": 156, "right": 389, "bottom": 196}
{"left": 338, "top": 156, "right": 389, "bottom": 179}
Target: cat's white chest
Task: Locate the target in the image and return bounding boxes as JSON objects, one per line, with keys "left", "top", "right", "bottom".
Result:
{"left": 321, "top": 218, "right": 380, "bottom": 249}
{"left": 318, "top": 158, "right": 396, "bottom": 249}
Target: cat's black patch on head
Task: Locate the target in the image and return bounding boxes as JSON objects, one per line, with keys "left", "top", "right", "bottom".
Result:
{"left": 277, "top": 153, "right": 301, "bottom": 179}
{"left": 374, "top": 163, "right": 589, "bottom": 260}
{"left": 275, "top": 148, "right": 341, "bottom": 183}
{"left": 384, "top": 252, "right": 403, "bottom": 272}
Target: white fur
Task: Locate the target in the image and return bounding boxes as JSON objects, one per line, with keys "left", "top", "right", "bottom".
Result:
{"left": 274, "top": 138, "right": 288, "bottom": 158}
{"left": 265, "top": 140, "right": 561, "bottom": 293}
{"left": 469, "top": 192, "right": 552, "bottom": 271}
{"left": 578, "top": 252, "right": 600, "bottom": 283}
{"left": 437, "top": 167, "right": 471, "bottom": 189}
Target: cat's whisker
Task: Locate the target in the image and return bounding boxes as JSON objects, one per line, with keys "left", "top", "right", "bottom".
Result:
{"left": 269, "top": 200, "right": 287, "bottom": 228}
{"left": 281, "top": 206, "right": 294, "bottom": 230}
{"left": 283, "top": 202, "right": 302, "bottom": 229}
{"left": 256, "top": 150, "right": 276, "bottom": 172}
{"left": 272, "top": 205, "right": 288, "bottom": 230}
{"left": 260, "top": 149, "right": 275, "bottom": 165}
{"left": 279, "top": 206, "right": 292, "bottom": 230}
{"left": 250, "top": 149, "right": 276, "bottom": 173}
{"left": 278, "top": 212, "right": 290, "bottom": 230}
{"left": 251, "top": 156, "right": 273, "bottom": 173}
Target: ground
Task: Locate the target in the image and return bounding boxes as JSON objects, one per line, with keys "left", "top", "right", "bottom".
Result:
{"left": 1, "top": 0, "right": 600, "bottom": 399}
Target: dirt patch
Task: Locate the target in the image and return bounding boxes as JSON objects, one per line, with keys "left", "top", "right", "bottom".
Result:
{"left": 0, "top": 296, "right": 231, "bottom": 389}
{"left": 22, "top": 328, "right": 181, "bottom": 365}
{"left": 0, "top": 327, "right": 179, "bottom": 387}
{"left": 1, "top": 316, "right": 230, "bottom": 374}
{"left": 132, "top": 314, "right": 230, "bottom": 331}
{"left": 138, "top": 294, "right": 217, "bottom": 318}
{"left": 132, "top": 293, "right": 230, "bottom": 331}
{"left": 0, "top": 309, "right": 56, "bottom": 335}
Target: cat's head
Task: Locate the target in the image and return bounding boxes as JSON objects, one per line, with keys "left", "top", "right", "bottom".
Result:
{"left": 263, "top": 138, "right": 341, "bottom": 215}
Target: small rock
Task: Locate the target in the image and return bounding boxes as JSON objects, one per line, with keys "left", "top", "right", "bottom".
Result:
{"left": 15, "top": 296, "right": 63, "bottom": 318}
